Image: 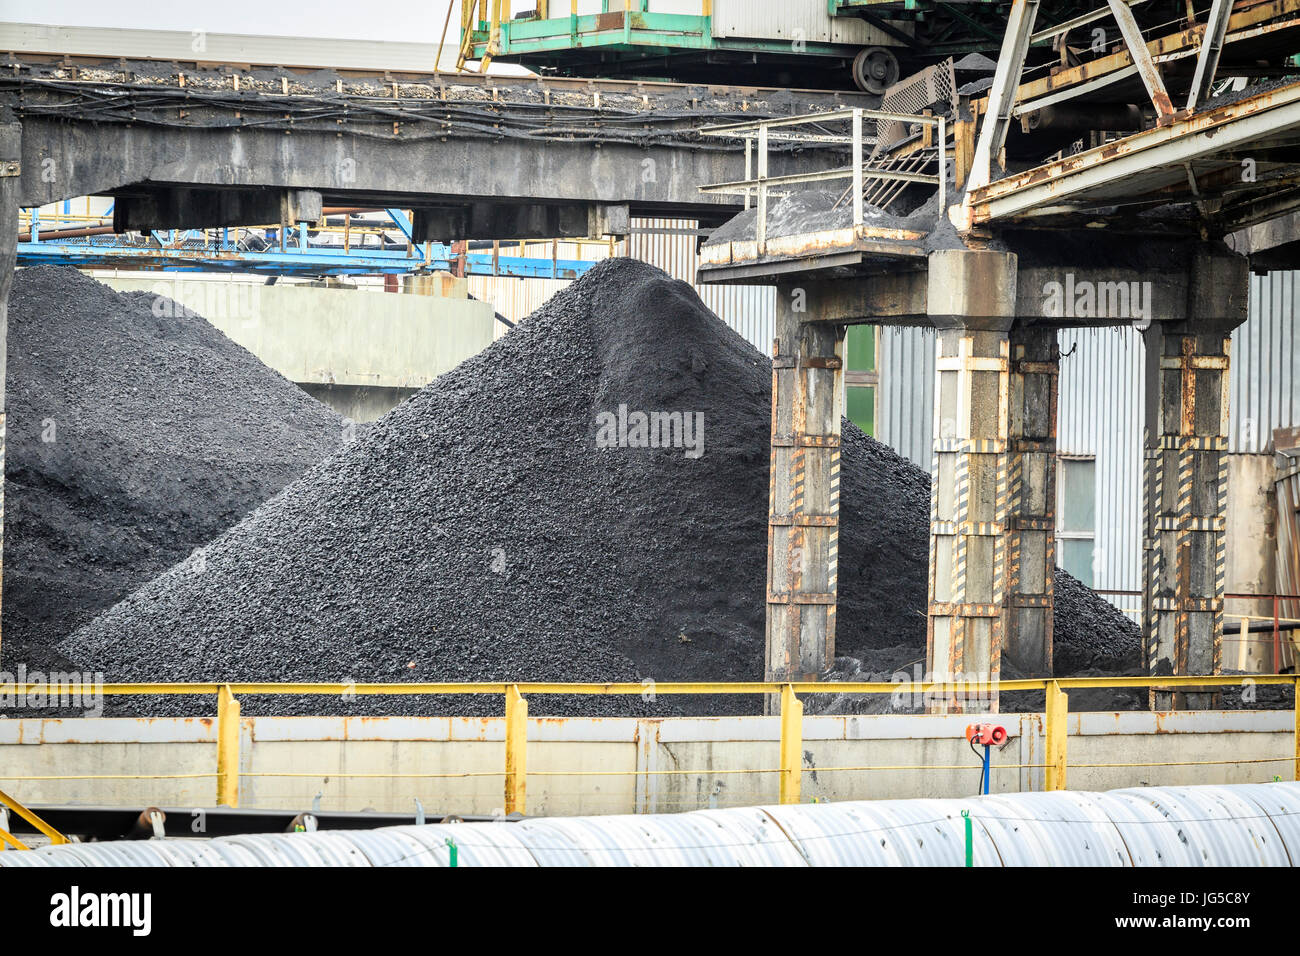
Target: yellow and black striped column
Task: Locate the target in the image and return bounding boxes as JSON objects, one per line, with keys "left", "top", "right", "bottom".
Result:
{"left": 1004, "top": 327, "right": 1058, "bottom": 677}
{"left": 925, "top": 250, "right": 1046, "bottom": 712}
{"left": 1141, "top": 328, "right": 1234, "bottom": 710}
{"left": 1140, "top": 249, "right": 1248, "bottom": 711}
{"left": 927, "top": 329, "right": 1012, "bottom": 711}
{"left": 765, "top": 284, "right": 846, "bottom": 700}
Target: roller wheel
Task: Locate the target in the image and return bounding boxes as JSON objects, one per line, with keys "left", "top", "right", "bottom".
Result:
{"left": 852, "top": 46, "right": 900, "bottom": 95}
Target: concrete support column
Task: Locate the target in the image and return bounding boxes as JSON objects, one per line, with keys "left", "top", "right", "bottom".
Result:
{"left": 765, "top": 284, "right": 846, "bottom": 692}
{"left": 1141, "top": 250, "right": 1249, "bottom": 710}
{"left": 1004, "top": 326, "right": 1059, "bottom": 677}
{"left": 0, "top": 119, "right": 18, "bottom": 665}
{"left": 925, "top": 251, "right": 1024, "bottom": 712}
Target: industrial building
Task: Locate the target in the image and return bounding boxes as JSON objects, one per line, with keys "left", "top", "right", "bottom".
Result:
{"left": 0, "top": 1, "right": 1298, "bottom": 891}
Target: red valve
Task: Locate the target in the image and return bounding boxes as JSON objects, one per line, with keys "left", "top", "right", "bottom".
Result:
{"left": 965, "top": 723, "right": 1008, "bottom": 746}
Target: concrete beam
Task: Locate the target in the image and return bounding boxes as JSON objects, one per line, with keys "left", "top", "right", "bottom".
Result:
{"left": 794, "top": 272, "right": 928, "bottom": 325}
{"left": 112, "top": 187, "right": 323, "bottom": 232}
{"left": 928, "top": 249, "right": 1017, "bottom": 330}
{"left": 1227, "top": 209, "right": 1300, "bottom": 272}
{"left": 412, "top": 202, "right": 631, "bottom": 242}
{"left": 17, "top": 115, "right": 807, "bottom": 223}
{"left": 1010, "top": 238, "right": 1248, "bottom": 327}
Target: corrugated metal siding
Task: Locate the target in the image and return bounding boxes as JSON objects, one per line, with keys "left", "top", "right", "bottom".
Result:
{"left": 0, "top": 23, "right": 527, "bottom": 74}
{"left": 877, "top": 326, "right": 935, "bottom": 469}
{"left": 647, "top": 0, "right": 709, "bottom": 15}
{"left": 9, "top": 783, "right": 1300, "bottom": 867}
{"left": 1057, "top": 325, "right": 1144, "bottom": 608}
{"left": 711, "top": 0, "right": 891, "bottom": 45}
{"left": 1231, "top": 271, "right": 1300, "bottom": 453}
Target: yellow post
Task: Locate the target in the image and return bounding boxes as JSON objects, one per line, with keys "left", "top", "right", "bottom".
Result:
{"left": 779, "top": 683, "right": 803, "bottom": 804}
{"left": 1045, "top": 680, "right": 1068, "bottom": 791}
{"left": 216, "top": 684, "right": 241, "bottom": 807}
{"left": 1294, "top": 679, "right": 1299, "bottom": 782}
{"left": 505, "top": 684, "right": 528, "bottom": 815}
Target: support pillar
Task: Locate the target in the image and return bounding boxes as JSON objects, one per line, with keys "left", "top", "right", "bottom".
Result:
{"left": 0, "top": 119, "right": 17, "bottom": 666}
{"left": 1141, "top": 252, "right": 1248, "bottom": 708}
{"left": 926, "top": 251, "right": 1052, "bottom": 711}
{"left": 765, "top": 284, "right": 846, "bottom": 697}
{"left": 1005, "top": 326, "right": 1059, "bottom": 676}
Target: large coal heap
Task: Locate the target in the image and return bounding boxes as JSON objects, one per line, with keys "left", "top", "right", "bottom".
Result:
{"left": 63, "top": 258, "right": 1140, "bottom": 715}
{"left": 4, "top": 266, "right": 346, "bottom": 664}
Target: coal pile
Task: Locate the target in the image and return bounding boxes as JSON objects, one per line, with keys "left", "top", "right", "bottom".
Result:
{"left": 63, "top": 258, "right": 1142, "bottom": 716}
{"left": 4, "top": 266, "right": 347, "bottom": 664}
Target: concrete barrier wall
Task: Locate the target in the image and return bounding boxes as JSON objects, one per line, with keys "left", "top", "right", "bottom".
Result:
{"left": 0, "top": 711, "right": 1292, "bottom": 817}
{"left": 103, "top": 278, "right": 495, "bottom": 390}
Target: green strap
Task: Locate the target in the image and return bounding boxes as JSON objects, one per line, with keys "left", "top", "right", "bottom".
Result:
{"left": 962, "top": 810, "right": 972, "bottom": 867}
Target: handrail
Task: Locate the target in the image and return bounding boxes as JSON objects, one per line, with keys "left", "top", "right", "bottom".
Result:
{"left": 697, "top": 107, "right": 946, "bottom": 253}
{"left": 4, "top": 674, "right": 1295, "bottom": 696}
{"left": 2, "top": 675, "right": 1295, "bottom": 826}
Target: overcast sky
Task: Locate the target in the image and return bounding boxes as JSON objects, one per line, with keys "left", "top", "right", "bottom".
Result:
{"left": 2, "top": 0, "right": 461, "bottom": 41}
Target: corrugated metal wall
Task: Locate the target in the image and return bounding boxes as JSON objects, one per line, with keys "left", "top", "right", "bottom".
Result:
{"left": 1231, "top": 271, "right": 1300, "bottom": 453}
{"left": 711, "top": 0, "right": 890, "bottom": 44}
{"left": 1056, "top": 325, "right": 1145, "bottom": 604}
{"left": 877, "top": 326, "right": 935, "bottom": 468}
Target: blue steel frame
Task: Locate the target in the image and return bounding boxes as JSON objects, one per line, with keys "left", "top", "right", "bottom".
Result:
{"left": 18, "top": 207, "right": 598, "bottom": 280}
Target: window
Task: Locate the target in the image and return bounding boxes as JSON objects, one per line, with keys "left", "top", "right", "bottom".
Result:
{"left": 1057, "top": 457, "right": 1097, "bottom": 586}
{"left": 844, "top": 325, "right": 878, "bottom": 436}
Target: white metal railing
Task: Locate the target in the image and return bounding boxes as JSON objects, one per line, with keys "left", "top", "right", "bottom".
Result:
{"left": 698, "top": 108, "right": 946, "bottom": 255}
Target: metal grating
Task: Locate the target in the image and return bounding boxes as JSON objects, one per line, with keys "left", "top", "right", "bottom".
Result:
{"left": 876, "top": 58, "right": 957, "bottom": 156}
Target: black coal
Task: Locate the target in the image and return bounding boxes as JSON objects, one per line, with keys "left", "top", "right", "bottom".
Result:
{"left": 3, "top": 266, "right": 346, "bottom": 667}
{"left": 61, "top": 259, "right": 1143, "bottom": 716}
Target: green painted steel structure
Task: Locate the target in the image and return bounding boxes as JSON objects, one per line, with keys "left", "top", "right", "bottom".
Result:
{"left": 460, "top": 1, "right": 1207, "bottom": 87}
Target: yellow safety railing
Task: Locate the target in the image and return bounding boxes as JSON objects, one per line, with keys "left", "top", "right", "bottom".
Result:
{"left": 0, "top": 788, "right": 69, "bottom": 849}
{"left": 1, "top": 675, "right": 1296, "bottom": 820}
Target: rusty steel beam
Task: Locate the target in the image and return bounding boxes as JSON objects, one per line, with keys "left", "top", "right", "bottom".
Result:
{"left": 1011, "top": 0, "right": 1300, "bottom": 110}
{"left": 1185, "top": 0, "right": 1236, "bottom": 112}
{"left": 1105, "top": 0, "right": 1175, "bottom": 119}
{"left": 967, "top": 0, "right": 1041, "bottom": 192}
{"left": 966, "top": 80, "right": 1300, "bottom": 224}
